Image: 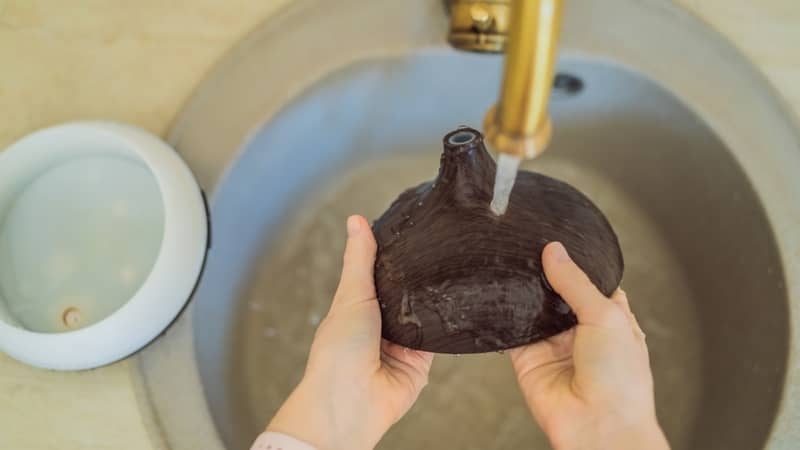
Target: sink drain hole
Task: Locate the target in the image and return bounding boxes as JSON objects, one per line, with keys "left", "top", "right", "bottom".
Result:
{"left": 62, "top": 307, "right": 81, "bottom": 328}
{"left": 553, "top": 73, "right": 584, "bottom": 98}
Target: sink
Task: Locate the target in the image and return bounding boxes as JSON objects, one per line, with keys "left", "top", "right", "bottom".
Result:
{"left": 137, "top": 0, "right": 800, "bottom": 449}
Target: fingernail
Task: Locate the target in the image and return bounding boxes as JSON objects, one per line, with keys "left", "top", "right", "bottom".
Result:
{"left": 347, "top": 215, "right": 362, "bottom": 237}
{"left": 551, "top": 242, "right": 570, "bottom": 262}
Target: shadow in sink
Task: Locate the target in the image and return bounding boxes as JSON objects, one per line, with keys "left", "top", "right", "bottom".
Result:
{"left": 193, "top": 53, "right": 788, "bottom": 450}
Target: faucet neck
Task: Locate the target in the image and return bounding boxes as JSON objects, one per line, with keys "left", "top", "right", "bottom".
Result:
{"left": 448, "top": 0, "right": 564, "bottom": 160}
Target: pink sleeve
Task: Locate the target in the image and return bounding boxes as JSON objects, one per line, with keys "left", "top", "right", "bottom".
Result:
{"left": 250, "top": 432, "right": 318, "bottom": 450}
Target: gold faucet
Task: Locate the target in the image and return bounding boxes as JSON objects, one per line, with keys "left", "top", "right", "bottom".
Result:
{"left": 448, "top": 0, "right": 564, "bottom": 159}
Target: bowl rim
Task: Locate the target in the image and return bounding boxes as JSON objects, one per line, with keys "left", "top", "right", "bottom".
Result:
{"left": 0, "top": 121, "right": 208, "bottom": 370}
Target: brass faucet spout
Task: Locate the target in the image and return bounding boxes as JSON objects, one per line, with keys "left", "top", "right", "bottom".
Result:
{"left": 448, "top": 0, "right": 564, "bottom": 159}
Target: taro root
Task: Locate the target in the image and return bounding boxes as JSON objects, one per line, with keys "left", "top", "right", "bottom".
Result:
{"left": 372, "top": 127, "right": 623, "bottom": 354}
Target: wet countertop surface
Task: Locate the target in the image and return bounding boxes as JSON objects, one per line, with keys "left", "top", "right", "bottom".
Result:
{"left": 1, "top": 1, "right": 798, "bottom": 448}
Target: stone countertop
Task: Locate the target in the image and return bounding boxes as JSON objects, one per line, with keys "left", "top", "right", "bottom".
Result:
{"left": 0, "top": 1, "right": 798, "bottom": 449}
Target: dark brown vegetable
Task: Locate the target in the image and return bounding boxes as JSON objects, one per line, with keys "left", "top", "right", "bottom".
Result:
{"left": 372, "top": 127, "right": 623, "bottom": 353}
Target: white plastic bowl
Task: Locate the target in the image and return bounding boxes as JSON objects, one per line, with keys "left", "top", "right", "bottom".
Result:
{"left": 0, "top": 122, "right": 207, "bottom": 370}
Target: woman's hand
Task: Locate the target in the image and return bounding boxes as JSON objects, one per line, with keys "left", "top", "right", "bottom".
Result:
{"left": 509, "top": 242, "right": 670, "bottom": 450}
{"left": 267, "top": 215, "right": 433, "bottom": 450}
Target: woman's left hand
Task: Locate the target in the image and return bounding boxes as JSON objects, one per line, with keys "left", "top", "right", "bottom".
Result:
{"left": 267, "top": 215, "right": 434, "bottom": 450}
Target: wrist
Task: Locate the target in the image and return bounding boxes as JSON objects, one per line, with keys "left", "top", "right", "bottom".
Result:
{"left": 266, "top": 377, "right": 383, "bottom": 450}
{"left": 551, "top": 415, "right": 669, "bottom": 450}
{"left": 602, "top": 419, "right": 669, "bottom": 450}
{"left": 267, "top": 379, "right": 336, "bottom": 450}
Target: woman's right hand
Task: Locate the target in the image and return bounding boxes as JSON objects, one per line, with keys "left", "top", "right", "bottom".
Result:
{"left": 509, "top": 242, "right": 670, "bottom": 450}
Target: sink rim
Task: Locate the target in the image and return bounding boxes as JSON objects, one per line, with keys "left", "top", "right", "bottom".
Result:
{"left": 136, "top": 0, "right": 800, "bottom": 449}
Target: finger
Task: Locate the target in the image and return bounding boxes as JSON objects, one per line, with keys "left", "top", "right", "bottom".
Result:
{"left": 609, "top": 288, "right": 630, "bottom": 310}
{"left": 542, "top": 242, "right": 609, "bottom": 322}
{"left": 380, "top": 340, "right": 434, "bottom": 384}
{"left": 382, "top": 341, "right": 434, "bottom": 368}
{"left": 332, "top": 215, "right": 378, "bottom": 309}
{"left": 508, "top": 329, "right": 575, "bottom": 397}
{"left": 508, "top": 327, "right": 575, "bottom": 370}
{"left": 611, "top": 289, "right": 646, "bottom": 340}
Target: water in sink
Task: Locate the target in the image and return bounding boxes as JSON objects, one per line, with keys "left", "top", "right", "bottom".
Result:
{"left": 233, "top": 153, "right": 701, "bottom": 450}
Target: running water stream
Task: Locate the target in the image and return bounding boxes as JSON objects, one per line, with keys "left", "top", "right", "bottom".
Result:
{"left": 490, "top": 152, "right": 521, "bottom": 215}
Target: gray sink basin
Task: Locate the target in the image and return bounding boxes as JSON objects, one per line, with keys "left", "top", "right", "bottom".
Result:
{"left": 137, "top": 0, "right": 800, "bottom": 449}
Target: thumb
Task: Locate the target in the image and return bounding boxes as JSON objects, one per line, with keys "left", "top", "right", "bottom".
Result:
{"left": 331, "top": 215, "right": 378, "bottom": 309}
{"left": 542, "top": 241, "right": 610, "bottom": 323}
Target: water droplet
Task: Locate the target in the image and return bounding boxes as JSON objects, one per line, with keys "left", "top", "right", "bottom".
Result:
{"left": 308, "top": 311, "right": 322, "bottom": 326}
{"left": 541, "top": 274, "right": 554, "bottom": 292}
{"left": 262, "top": 327, "right": 278, "bottom": 338}
{"left": 474, "top": 336, "right": 507, "bottom": 349}
{"left": 555, "top": 300, "right": 571, "bottom": 314}
{"left": 248, "top": 301, "right": 265, "bottom": 312}
{"left": 417, "top": 201, "right": 423, "bottom": 207}
{"left": 398, "top": 291, "right": 422, "bottom": 327}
